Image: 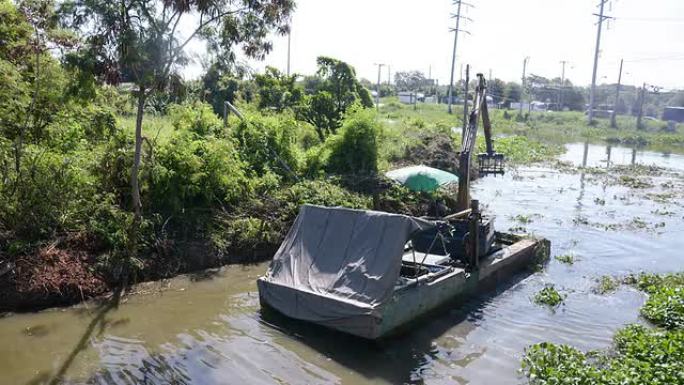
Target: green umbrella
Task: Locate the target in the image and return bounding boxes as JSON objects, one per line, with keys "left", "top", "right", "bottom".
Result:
{"left": 385, "top": 165, "right": 459, "bottom": 192}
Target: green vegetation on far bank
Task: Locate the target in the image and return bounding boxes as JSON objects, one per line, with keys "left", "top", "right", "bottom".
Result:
{"left": 379, "top": 97, "right": 684, "bottom": 155}
{"left": 522, "top": 272, "right": 684, "bottom": 385}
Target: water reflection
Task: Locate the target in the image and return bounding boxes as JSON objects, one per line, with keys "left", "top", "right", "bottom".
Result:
{"left": 560, "top": 142, "right": 684, "bottom": 171}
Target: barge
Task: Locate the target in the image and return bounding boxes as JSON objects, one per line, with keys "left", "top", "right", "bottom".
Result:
{"left": 257, "top": 205, "right": 548, "bottom": 340}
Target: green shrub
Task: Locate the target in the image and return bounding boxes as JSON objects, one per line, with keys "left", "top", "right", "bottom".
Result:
{"left": 87, "top": 193, "right": 133, "bottom": 251}
{"left": 211, "top": 179, "right": 370, "bottom": 259}
{"left": 46, "top": 104, "right": 118, "bottom": 151}
{"left": 231, "top": 113, "right": 301, "bottom": 178}
{"left": 168, "top": 101, "right": 222, "bottom": 137}
{"left": 326, "top": 108, "right": 380, "bottom": 175}
{"left": 0, "top": 146, "right": 97, "bottom": 242}
{"left": 302, "top": 144, "right": 329, "bottom": 178}
{"left": 149, "top": 132, "right": 250, "bottom": 216}
{"left": 95, "top": 129, "right": 136, "bottom": 209}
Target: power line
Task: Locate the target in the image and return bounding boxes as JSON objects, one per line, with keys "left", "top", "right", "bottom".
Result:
{"left": 614, "top": 16, "right": 684, "bottom": 23}
{"left": 625, "top": 55, "right": 684, "bottom": 63}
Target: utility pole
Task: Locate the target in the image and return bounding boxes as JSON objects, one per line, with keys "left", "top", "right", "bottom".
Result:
{"left": 286, "top": 17, "right": 292, "bottom": 76}
{"left": 610, "top": 58, "right": 623, "bottom": 128}
{"left": 447, "top": 0, "right": 471, "bottom": 114}
{"left": 286, "top": 30, "right": 291, "bottom": 76}
{"left": 387, "top": 65, "right": 391, "bottom": 86}
{"left": 636, "top": 82, "right": 646, "bottom": 130}
{"left": 557, "top": 60, "right": 568, "bottom": 111}
{"left": 588, "top": 0, "right": 613, "bottom": 124}
{"left": 375, "top": 63, "right": 385, "bottom": 110}
{"left": 520, "top": 56, "right": 529, "bottom": 115}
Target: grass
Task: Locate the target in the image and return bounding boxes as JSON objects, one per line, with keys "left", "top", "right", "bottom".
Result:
{"left": 534, "top": 285, "right": 564, "bottom": 307}
{"left": 522, "top": 272, "right": 684, "bottom": 385}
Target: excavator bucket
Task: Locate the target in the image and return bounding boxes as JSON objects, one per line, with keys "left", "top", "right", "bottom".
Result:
{"left": 477, "top": 152, "right": 505, "bottom": 176}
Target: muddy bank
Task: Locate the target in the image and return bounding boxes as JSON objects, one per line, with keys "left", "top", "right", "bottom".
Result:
{"left": 0, "top": 182, "right": 451, "bottom": 314}
{"left": 0, "top": 234, "right": 236, "bottom": 313}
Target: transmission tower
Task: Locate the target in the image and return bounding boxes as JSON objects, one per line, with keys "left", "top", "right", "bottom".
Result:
{"left": 447, "top": 0, "right": 472, "bottom": 114}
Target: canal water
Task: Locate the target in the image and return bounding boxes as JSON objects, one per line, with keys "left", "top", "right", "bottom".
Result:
{"left": 1, "top": 143, "right": 683, "bottom": 385}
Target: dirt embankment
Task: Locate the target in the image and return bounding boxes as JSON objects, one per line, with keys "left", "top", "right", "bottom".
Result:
{"left": 0, "top": 233, "right": 226, "bottom": 313}
{"left": 0, "top": 234, "right": 110, "bottom": 313}
{"left": 395, "top": 133, "right": 479, "bottom": 180}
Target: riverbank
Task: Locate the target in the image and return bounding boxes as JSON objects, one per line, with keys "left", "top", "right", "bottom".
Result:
{"left": 0, "top": 101, "right": 680, "bottom": 312}
{"left": 1, "top": 101, "right": 564, "bottom": 314}
{"left": 2, "top": 101, "right": 682, "bottom": 314}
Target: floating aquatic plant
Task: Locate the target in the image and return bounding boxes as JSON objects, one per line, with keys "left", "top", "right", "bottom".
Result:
{"left": 534, "top": 285, "right": 564, "bottom": 307}
{"left": 554, "top": 254, "right": 576, "bottom": 265}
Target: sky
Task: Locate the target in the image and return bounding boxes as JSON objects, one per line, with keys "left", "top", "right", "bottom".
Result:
{"left": 186, "top": 0, "right": 684, "bottom": 90}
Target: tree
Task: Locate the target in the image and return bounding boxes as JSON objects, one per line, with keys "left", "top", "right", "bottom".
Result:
{"left": 504, "top": 82, "right": 522, "bottom": 106}
{"left": 394, "top": 71, "right": 427, "bottom": 92}
{"left": 0, "top": 0, "right": 76, "bottom": 175}
{"left": 315, "top": 56, "right": 373, "bottom": 110}
{"left": 297, "top": 56, "right": 372, "bottom": 141}
{"left": 527, "top": 74, "right": 558, "bottom": 104}
{"left": 60, "top": 0, "right": 294, "bottom": 257}
{"left": 561, "top": 82, "right": 586, "bottom": 111}
{"left": 488, "top": 78, "right": 506, "bottom": 104}
{"left": 668, "top": 92, "right": 684, "bottom": 107}
{"left": 254, "top": 66, "right": 303, "bottom": 112}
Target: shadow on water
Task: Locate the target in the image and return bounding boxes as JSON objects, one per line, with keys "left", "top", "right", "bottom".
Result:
{"left": 258, "top": 269, "right": 533, "bottom": 384}
{"left": 28, "top": 287, "right": 123, "bottom": 385}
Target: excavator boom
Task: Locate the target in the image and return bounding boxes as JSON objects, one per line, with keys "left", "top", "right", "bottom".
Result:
{"left": 455, "top": 71, "right": 505, "bottom": 211}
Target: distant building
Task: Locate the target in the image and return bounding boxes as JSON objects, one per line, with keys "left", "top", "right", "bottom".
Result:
{"left": 509, "top": 101, "right": 548, "bottom": 112}
{"left": 663, "top": 107, "right": 684, "bottom": 123}
{"left": 398, "top": 92, "right": 416, "bottom": 104}
{"left": 398, "top": 92, "right": 426, "bottom": 104}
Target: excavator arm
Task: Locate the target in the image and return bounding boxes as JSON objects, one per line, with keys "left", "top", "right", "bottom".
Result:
{"left": 455, "top": 72, "right": 504, "bottom": 211}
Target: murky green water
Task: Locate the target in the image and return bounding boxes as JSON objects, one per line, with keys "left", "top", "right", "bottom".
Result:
{"left": 1, "top": 143, "right": 683, "bottom": 385}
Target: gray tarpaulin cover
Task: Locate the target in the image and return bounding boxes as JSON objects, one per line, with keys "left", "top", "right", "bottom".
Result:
{"left": 258, "top": 205, "right": 434, "bottom": 335}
